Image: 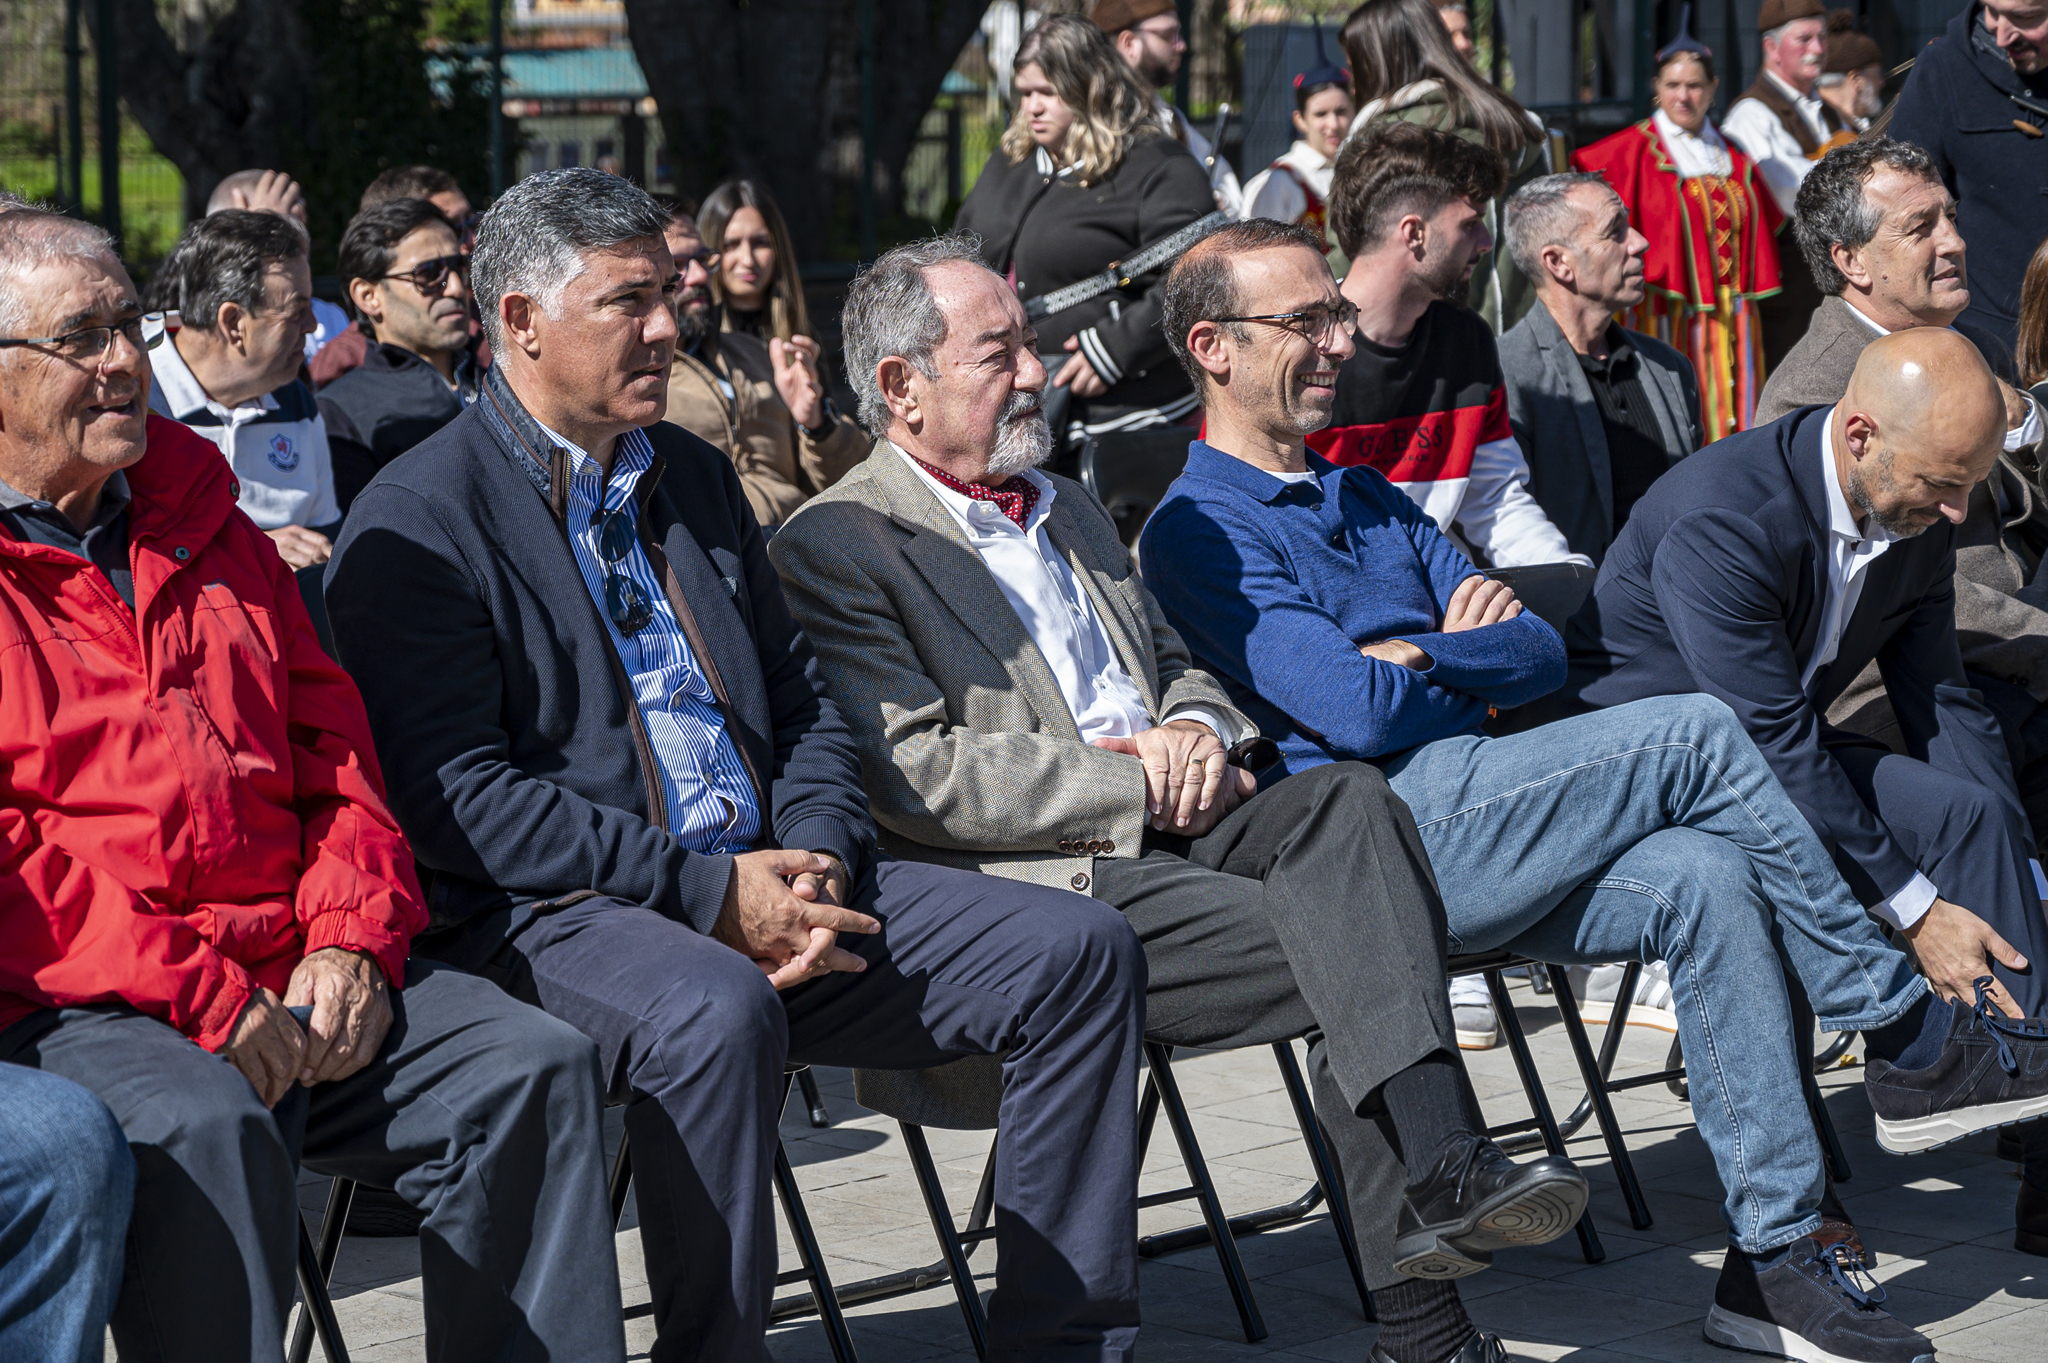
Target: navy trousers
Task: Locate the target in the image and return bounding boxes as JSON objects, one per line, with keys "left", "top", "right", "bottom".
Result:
{"left": 487, "top": 857, "right": 1147, "bottom": 1363}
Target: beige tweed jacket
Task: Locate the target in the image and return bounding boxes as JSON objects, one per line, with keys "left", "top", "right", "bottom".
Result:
{"left": 767, "top": 442, "right": 1251, "bottom": 894}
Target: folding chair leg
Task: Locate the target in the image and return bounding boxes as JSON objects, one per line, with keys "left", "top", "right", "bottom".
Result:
{"left": 1484, "top": 971, "right": 1606, "bottom": 1265}
{"left": 293, "top": 1211, "right": 352, "bottom": 1363}
{"left": 1145, "top": 1042, "right": 1268, "bottom": 1343}
{"left": 1270, "top": 1041, "right": 1375, "bottom": 1323}
{"left": 773, "top": 1141, "right": 860, "bottom": 1363}
{"left": 1545, "top": 964, "right": 1654, "bottom": 1232}
{"left": 902, "top": 1123, "right": 990, "bottom": 1359}
{"left": 797, "top": 1066, "right": 832, "bottom": 1128}
{"left": 608, "top": 1127, "right": 634, "bottom": 1230}
{"left": 288, "top": 1179, "right": 356, "bottom": 1363}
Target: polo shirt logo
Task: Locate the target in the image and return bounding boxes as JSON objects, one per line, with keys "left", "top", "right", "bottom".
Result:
{"left": 267, "top": 434, "right": 299, "bottom": 472}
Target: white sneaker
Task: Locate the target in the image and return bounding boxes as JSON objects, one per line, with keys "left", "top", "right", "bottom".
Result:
{"left": 1570, "top": 961, "right": 1679, "bottom": 1034}
{"left": 1449, "top": 973, "right": 1499, "bottom": 1050}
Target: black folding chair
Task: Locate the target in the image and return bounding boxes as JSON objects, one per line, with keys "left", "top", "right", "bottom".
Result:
{"left": 291, "top": 1067, "right": 856, "bottom": 1363}
{"left": 1077, "top": 427, "right": 1195, "bottom": 546}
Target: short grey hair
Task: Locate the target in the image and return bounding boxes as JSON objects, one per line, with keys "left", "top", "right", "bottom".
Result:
{"left": 840, "top": 233, "right": 991, "bottom": 434}
{"left": 1503, "top": 171, "right": 1615, "bottom": 280}
{"left": 1794, "top": 138, "right": 1941, "bottom": 295}
{"left": 470, "top": 167, "right": 673, "bottom": 355}
{"left": 0, "top": 211, "right": 121, "bottom": 338}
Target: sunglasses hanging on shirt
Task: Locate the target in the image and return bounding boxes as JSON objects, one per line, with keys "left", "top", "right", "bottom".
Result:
{"left": 595, "top": 509, "right": 655, "bottom": 635}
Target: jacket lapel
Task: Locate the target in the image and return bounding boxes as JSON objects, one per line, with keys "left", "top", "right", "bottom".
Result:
{"left": 1044, "top": 502, "right": 1161, "bottom": 712}
{"left": 1640, "top": 355, "right": 1694, "bottom": 463}
{"left": 1785, "top": 410, "right": 1835, "bottom": 673}
{"left": 870, "top": 446, "right": 1084, "bottom": 740}
{"left": 1535, "top": 307, "right": 1616, "bottom": 534}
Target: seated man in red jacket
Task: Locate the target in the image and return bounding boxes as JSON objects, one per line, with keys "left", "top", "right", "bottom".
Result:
{"left": 0, "top": 208, "right": 624, "bottom": 1362}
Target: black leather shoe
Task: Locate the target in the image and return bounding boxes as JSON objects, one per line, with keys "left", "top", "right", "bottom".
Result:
{"left": 1703, "top": 1239, "right": 1934, "bottom": 1362}
{"left": 1866, "top": 979, "right": 2048, "bottom": 1153}
{"left": 1368, "top": 1330, "right": 1514, "bottom": 1362}
{"left": 2018, "top": 1178, "right": 2048, "bottom": 1257}
{"left": 1392, "top": 1134, "right": 1589, "bottom": 1279}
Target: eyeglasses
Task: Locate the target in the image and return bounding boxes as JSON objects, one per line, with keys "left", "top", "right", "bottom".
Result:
{"left": 378, "top": 254, "right": 468, "bottom": 296}
{"left": 673, "top": 248, "right": 722, "bottom": 274}
{"left": 0, "top": 310, "right": 176, "bottom": 365}
{"left": 1213, "top": 301, "right": 1359, "bottom": 347}
{"left": 595, "top": 508, "right": 655, "bottom": 635}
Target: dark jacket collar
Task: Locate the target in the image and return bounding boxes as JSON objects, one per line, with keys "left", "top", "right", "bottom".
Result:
{"left": 361, "top": 339, "right": 484, "bottom": 398}
{"left": 1780, "top": 404, "right": 1836, "bottom": 542}
{"left": 478, "top": 361, "right": 573, "bottom": 518}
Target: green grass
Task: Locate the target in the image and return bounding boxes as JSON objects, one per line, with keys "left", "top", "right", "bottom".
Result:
{"left": 0, "top": 125, "right": 185, "bottom": 264}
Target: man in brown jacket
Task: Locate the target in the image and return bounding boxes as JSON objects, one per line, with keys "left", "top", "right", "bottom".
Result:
{"left": 661, "top": 206, "right": 866, "bottom": 530}
{"left": 1757, "top": 138, "right": 2048, "bottom": 855}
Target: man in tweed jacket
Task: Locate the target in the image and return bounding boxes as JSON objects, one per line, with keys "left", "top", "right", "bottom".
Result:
{"left": 770, "top": 234, "right": 1588, "bottom": 1363}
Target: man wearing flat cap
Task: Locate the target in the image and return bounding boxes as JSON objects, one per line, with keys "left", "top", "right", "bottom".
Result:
{"left": 1818, "top": 10, "right": 1886, "bottom": 132}
{"left": 1091, "top": 0, "right": 1244, "bottom": 216}
{"left": 1723, "top": 0, "right": 1850, "bottom": 369}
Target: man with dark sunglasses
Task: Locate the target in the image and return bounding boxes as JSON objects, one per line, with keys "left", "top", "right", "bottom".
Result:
{"left": 319, "top": 197, "right": 485, "bottom": 511}
{"left": 326, "top": 168, "right": 1150, "bottom": 1361}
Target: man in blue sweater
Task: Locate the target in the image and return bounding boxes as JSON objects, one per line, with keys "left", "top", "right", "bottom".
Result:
{"left": 1140, "top": 210, "right": 2016, "bottom": 1363}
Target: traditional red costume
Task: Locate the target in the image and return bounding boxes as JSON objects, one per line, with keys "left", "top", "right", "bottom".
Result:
{"left": 1573, "top": 119, "right": 1783, "bottom": 439}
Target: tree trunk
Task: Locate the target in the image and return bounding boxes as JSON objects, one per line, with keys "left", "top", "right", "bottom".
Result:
{"left": 623, "top": 0, "right": 987, "bottom": 262}
{"left": 83, "top": 0, "right": 318, "bottom": 218}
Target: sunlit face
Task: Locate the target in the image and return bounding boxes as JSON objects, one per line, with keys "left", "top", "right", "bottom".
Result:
{"left": 1846, "top": 167, "right": 1969, "bottom": 328}
{"left": 1654, "top": 55, "right": 1717, "bottom": 134}
{"left": 1820, "top": 64, "right": 1886, "bottom": 121}
{"left": 718, "top": 204, "right": 776, "bottom": 311}
{"left": 353, "top": 220, "right": 470, "bottom": 363}
{"left": 1845, "top": 414, "right": 1997, "bottom": 537}
{"left": 238, "top": 255, "right": 319, "bottom": 397}
{"left": 1293, "top": 87, "right": 1356, "bottom": 160}
{"left": 1763, "top": 17, "right": 1827, "bottom": 92}
{"left": 1438, "top": 4, "right": 1476, "bottom": 60}
{"left": 1207, "top": 245, "right": 1356, "bottom": 438}
{"left": 512, "top": 238, "right": 679, "bottom": 434}
{"left": 1121, "top": 15, "right": 1185, "bottom": 87}
{"left": 889, "top": 261, "right": 1051, "bottom": 481}
{"left": 1983, "top": 0, "right": 2048, "bottom": 75}
{"left": 664, "top": 216, "right": 718, "bottom": 346}
{"left": 1557, "top": 185, "right": 1648, "bottom": 311}
{"left": 0, "top": 255, "right": 151, "bottom": 488}
{"left": 1015, "top": 63, "right": 1078, "bottom": 154}
{"left": 1419, "top": 196, "right": 1493, "bottom": 300}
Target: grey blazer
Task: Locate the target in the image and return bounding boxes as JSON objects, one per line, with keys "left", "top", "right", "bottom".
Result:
{"left": 1755, "top": 295, "right": 1878, "bottom": 423}
{"left": 766, "top": 443, "right": 1251, "bottom": 894}
{"left": 1499, "top": 301, "right": 1702, "bottom": 564}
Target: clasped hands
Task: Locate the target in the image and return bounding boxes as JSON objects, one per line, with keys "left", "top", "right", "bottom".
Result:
{"left": 1358, "top": 574, "right": 1523, "bottom": 671}
{"left": 220, "top": 946, "right": 392, "bottom": 1107}
{"left": 1093, "top": 719, "right": 1257, "bottom": 836}
{"left": 713, "top": 850, "right": 880, "bottom": 991}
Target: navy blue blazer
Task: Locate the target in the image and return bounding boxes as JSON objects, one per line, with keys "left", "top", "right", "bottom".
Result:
{"left": 325, "top": 368, "right": 875, "bottom": 968}
{"left": 1564, "top": 404, "right": 2021, "bottom": 901}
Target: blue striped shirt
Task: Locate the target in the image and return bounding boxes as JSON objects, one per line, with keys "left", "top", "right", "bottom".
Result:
{"left": 545, "top": 422, "right": 762, "bottom": 855}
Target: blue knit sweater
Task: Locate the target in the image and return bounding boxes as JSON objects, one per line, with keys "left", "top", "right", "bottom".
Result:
{"left": 1139, "top": 442, "right": 1566, "bottom": 776}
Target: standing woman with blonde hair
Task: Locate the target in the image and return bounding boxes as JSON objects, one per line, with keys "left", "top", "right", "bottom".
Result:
{"left": 697, "top": 179, "right": 814, "bottom": 345}
{"left": 1342, "top": 0, "right": 1552, "bottom": 331}
{"left": 954, "top": 13, "right": 1220, "bottom": 462}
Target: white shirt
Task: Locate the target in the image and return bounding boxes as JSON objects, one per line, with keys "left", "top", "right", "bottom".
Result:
{"left": 895, "top": 447, "right": 1233, "bottom": 743}
{"left": 1650, "top": 109, "right": 1734, "bottom": 179}
{"left": 1241, "top": 141, "right": 1334, "bottom": 225}
{"left": 1721, "top": 70, "right": 1829, "bottom": 217}
{"left": 148, "top": 331, "right": 339, "bottom": 531}
{"left": 1160, "top": 98, "right": 1244, "bottom": 218}
{"left": 1841, "top": 304, "right": 2045, "bottom": 450}
{"left": 306, "top": 297, "right": 352, "bottom": 363}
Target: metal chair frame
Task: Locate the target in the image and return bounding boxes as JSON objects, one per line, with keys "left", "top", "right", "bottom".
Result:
{"left": 290, "top": 1068, "right": 855, "bottom": 1363}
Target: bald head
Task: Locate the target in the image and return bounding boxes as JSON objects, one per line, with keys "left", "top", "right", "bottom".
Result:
{"left": 1833, "top": 328, "right": 2004, "bottom": 538}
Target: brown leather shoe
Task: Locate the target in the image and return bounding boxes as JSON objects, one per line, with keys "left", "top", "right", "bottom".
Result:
{"left": 2018, "top": 1178, "right": 2048, "bottom": 1257}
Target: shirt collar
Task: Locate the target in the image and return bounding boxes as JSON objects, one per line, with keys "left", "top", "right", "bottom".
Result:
{"left": 1181, "top": 439, "right": 1330, "bottom": 505}
{"left": 1764, "top": 68, "right": 1820, "bottom": 109}
{"left": 1820, "top": 406, "right": 1898, "bottom": 549}
{"left": 149, "top": 330, "right": 278, "bottom": 422}
{"left": 1845, "top": 302, "right": 1891, "bottom": 337}
{"left": 891, "top": 443, "right": 1056, "bottom": 532}
{"left": 537, "top": 418, "right": 655, "bottom": 493}
{"left": 1651, "top": 108, "right": 1723, "bottom": 150}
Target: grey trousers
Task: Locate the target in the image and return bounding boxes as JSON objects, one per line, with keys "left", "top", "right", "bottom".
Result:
{"left": 1089, "top": 760, "right": 1461, "bottom": 1290}
{"left": 0, "top": 959, "right": 622, "bottom": 1363}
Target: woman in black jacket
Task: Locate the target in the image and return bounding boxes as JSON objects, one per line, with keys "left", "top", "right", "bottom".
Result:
{"left": 955, "top": 13, "right": 1215, "bottom": 459}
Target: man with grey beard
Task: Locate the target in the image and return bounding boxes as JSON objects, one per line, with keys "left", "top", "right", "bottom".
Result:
{"left": 770, "top": 229, "right": 1589, "bottom": 1363}
{"left": 661, "top": 205, "right": 865, "bottom": 530}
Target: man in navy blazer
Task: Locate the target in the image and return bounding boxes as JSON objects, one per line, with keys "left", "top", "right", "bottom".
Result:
{"left": 325, "top": 169, "right": 1149, "bottom": 1361}
{"left": 1568, "top": 328, "right": 2048, "bottom": 1249}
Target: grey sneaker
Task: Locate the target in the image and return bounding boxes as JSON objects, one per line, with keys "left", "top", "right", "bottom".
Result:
{"left": 1704, "top": 1239, "right": 1934, "bottom": 1363}
{"left": 1866, "top": 977, "right": 2048, "bottom": 1154}
{"left": 1450, "top": 973, "right": 1499, "bottom": 1050}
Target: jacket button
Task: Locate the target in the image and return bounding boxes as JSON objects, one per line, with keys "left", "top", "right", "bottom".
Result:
{"left": 1101, "top": 839, "right": 1115, "bottom": 854}
{"left": 1070, "top": 872, "right": 1091, "bottom": 892}
{"left": 1085, "top": 839, "right": 1101, "bottom": 855}
{"left": 173, "top": 546, "right": 190, "bottom": 560}
{"left": 229, "top": 481, "right": 239, "bottom": 498}
{"left": 1056, "top": 839, "right": 1071, "bottom": 853}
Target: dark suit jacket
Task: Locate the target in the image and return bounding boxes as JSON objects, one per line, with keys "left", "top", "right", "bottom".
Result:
{"left": 1565, "top": 404, "right": 2022, "bottom": 900}
{"left": 325, "top": 364, "right": 874, "bottom": 967}
{"left": 1499, "top": 302, "right": 1701, "bottom": 564}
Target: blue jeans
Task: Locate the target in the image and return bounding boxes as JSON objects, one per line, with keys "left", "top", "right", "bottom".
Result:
{"left": 1383, "top": 693, "right": 1927, "bottom": 1251}
{"left": 0, "top": 1063, "right": 132, "bottom": 1363}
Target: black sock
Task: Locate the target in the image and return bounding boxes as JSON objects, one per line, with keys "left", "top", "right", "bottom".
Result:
{"left": 1368, "top": 1279, "right": 1473, "bottom": 1363}
{"left": 1861, "top": 995, "right": 1953, "bottom": 1070}
{"left": 1379, "top": 1049, "right": 1479, "bottom": 1180}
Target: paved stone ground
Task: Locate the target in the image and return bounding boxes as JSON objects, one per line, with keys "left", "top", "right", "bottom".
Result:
{"left": 292, "top": 972, "right": 2048, "bottom": 1361}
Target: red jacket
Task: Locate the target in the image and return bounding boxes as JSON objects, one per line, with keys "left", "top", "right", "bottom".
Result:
{"left": 0, "top": 416, "right": 425, "bottom": 1051}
